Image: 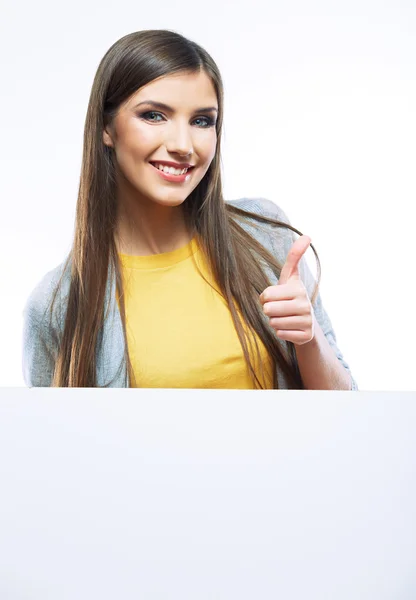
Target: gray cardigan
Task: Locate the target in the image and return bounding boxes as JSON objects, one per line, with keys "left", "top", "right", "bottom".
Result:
{"left": 22, "top": 198, "right": 358, "bottom": 390}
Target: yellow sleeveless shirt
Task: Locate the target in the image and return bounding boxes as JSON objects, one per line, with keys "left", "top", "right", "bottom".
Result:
{"left": 119, "top": 237, "right": 273, "bottom": 389}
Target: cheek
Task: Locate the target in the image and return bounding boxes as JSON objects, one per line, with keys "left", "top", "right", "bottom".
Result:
{"left": 121, "top": 126, "right": 156, "bottom": 157}
{"left": 198, "top": 134, "right": 217, "bottom": 164}
{"left": 115, "top": 118, "right": 158, "bottom": 155}
{"left": 114, "top": 133, "right": 154, "bottom": 178}
{"left": 131, "top": 123, "right": 164, "bottom": 149}
{"left": 206, "top": 131, "right": 217, "bottom": 153}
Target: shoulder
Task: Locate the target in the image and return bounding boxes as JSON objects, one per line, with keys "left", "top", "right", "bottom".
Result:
{"left": 226, "top": 197, "right": 291, "bottom": 225}
{"left": 225, "top": 197, "right": 296, "bottom": 259}
{"left": 23, "top": 259, "right": 71, "bottom": 330}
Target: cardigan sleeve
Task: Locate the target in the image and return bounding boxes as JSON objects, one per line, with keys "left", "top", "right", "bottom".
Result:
{"left": 299, "top": 255, "right": 359, "bottom": 391}
{"left": 235, "top": 197, "right": 358, "bottom": 391}
{"left": 22, "top": 268, "right": 63, "bottom": 387}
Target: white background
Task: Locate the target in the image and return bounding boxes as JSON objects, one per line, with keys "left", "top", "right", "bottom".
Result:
{"left": 1, "top": 0, "right": 415, "bottom": 389}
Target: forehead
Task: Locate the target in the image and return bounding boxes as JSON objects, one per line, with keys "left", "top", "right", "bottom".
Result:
{"left": 125, "top": 70, "right": 218, "bottom": 109}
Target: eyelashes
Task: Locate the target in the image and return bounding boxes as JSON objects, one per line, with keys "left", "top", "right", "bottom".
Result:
{"left": 139, "top": 111, "right": 216, "bottom": 128}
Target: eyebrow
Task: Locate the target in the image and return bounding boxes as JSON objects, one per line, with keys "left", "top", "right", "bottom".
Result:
{"left": 133, "top": 100, "right": 218, "bottom": 114}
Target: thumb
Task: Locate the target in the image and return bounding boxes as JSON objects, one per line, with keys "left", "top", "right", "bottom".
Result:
{"left": 278, "top": 235, "right": 311, "bottom": 285}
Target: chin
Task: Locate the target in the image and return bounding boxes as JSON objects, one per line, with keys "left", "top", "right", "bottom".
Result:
{"left": 150, "top": 194, "right": 188, "bottom": 208}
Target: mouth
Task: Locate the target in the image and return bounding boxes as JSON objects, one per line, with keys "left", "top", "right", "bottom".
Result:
{"left": 148, "top": 162, "right": 196, "bottom": 184}
{"left": 149, "top": 162, "right": 195, "bottom": 176}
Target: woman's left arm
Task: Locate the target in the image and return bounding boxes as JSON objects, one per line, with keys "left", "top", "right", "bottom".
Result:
{"left": 260, "top": 235, "right": 357, "bottom": 391}
{"left": 293, "top": 314, "right": 353, "bottom": 390}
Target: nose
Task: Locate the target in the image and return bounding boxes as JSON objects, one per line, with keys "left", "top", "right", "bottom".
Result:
{"left": 165, "top": 120, "right": 193, "bottom": 157}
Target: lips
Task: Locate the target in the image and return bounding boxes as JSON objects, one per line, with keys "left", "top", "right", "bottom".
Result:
{"left": 149, "top": 162, "right": 195, "bottom": 183}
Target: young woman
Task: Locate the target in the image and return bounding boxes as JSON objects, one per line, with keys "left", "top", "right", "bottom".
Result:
{"left": 22, "top": 29, "right": 357, "bottom": 390}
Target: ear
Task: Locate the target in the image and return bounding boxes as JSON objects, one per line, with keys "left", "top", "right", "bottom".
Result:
{"left": 103, "top": 127, "right": 114, "bottom": 148}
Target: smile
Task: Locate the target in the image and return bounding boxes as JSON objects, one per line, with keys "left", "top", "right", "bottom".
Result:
{"left": 149, "top": 162, "right": 195, "bottom": 182}
{"left": 150, "top": 162, "right": 193, "bottom": 176}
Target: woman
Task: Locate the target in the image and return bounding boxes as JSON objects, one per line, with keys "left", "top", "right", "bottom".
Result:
{"left": 22, "top": 29, "right": 357, "bottom": 390}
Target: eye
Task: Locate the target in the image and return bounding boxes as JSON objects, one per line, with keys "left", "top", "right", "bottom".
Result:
{"left": 140, "top": 111, "right": 164, "bottom": 122}
{"left": 193, "top": 116, "right": 216, "bottom": 128}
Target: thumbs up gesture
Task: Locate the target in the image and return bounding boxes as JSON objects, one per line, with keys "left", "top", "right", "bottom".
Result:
{"left": 259, "top": 236, "right": 315, "bottom": 346}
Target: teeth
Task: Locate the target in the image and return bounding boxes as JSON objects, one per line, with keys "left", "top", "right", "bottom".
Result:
{"left": 154, "top": 163, "right": 189, "bottom": 176}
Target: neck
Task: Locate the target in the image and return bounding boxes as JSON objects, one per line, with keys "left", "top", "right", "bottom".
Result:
{"left": 114, "top": 185, "right": 192, "bottom": 257}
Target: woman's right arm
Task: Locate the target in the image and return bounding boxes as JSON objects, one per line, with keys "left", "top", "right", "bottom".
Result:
{"left": 22, "top": 269, "right": 64, "bottom": 387}
{"left": 22, "top": 296, "right": 57, "bottom": 387}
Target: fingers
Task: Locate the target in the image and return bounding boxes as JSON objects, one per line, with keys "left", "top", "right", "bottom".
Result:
{"left": 259, "top": 283, "right": 298, "bottom": 304}
{"left": 268, "top": 316, "right": 307, "bottom": 329}
{"left": 262, "top": 299, "right": 311, "bottom": 318}
{"left": 272, "top": 329, "right": 314, "bottom": 344}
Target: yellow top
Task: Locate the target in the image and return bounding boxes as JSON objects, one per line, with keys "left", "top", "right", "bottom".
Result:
{"left": 118, "top": 237, "right": 274, "bottom": 389}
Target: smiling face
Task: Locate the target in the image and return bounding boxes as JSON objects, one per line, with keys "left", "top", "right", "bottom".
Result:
{"left": 103, "top": 69, "right": 219, "bottom": 210}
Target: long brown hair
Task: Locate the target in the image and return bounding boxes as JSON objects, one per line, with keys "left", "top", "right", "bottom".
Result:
{"left": 50, "top": 29, "right": 321, "bottom": 388}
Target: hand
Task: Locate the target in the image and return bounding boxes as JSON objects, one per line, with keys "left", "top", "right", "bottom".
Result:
{"left": 259, "top": 236, "right": 315, "bottom": 346}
